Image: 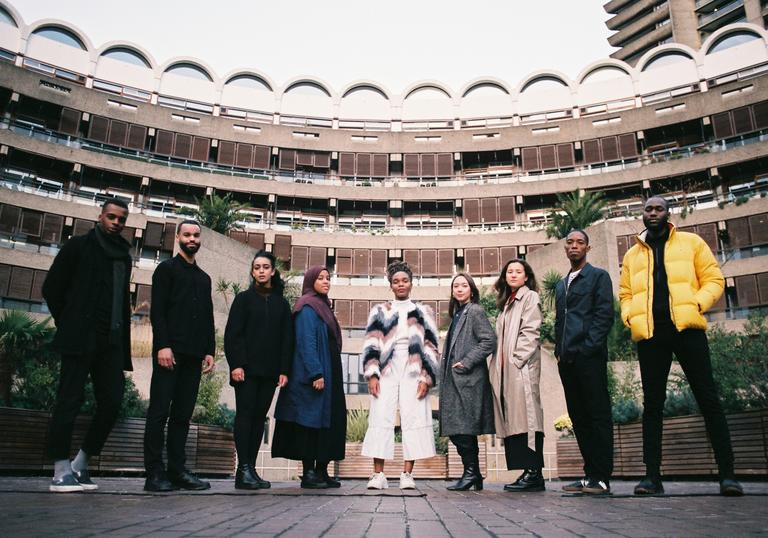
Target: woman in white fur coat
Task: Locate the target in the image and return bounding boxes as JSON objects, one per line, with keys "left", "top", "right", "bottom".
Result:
{"left": 361, "top": 260, "right": 439, "bottom": 490}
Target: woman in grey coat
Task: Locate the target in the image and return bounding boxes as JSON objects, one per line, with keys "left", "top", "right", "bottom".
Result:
{"left": 439, "top": 273, "right": 497, "bottom": 491}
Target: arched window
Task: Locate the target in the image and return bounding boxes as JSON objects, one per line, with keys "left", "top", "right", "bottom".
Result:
{"left": 285, "top": 81, "right": 331, "bottom": 97}
{"left": 102, "top": 47, "right": 150, "bottom": 68}
{"left": 582, "top": 66, "right": 629, "bottom": 83}
{"left": 165, "top": 63, "right": 212, "bottom": 81}
{"left": 226, "top": 75, "right": 272, "bottom": 91}
{"left": 708, "top": 31, "right": 761, "bottom": 54}
{"left": 405, "top": 86, "right": 450, "bottom": 100}
{"left": 32, "top": 27, "right": 86, "bottom": 50}
{"left": 462, "top": 83, "right": 508, "bottom": 98}
{"left": 343, "top": 85, "right": 388, "bottom": 100}
{"left": 642, "top": 51, "right": 692, "bottom": 71}
{"left": 0, "top": 6, "right": 17, "bottom": 27}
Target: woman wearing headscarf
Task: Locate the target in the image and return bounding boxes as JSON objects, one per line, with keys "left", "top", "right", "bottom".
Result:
{"left": 272, "top": 266, "right": 347, "bottom": 489}
{"left": 361, "top": 260, "right": 439, "bottom": 490}
{"left": 439, "top": 272, "right": 496, "bottom": 491}
{"left": 490, "top": 258, "right": 546, "bottom": 492}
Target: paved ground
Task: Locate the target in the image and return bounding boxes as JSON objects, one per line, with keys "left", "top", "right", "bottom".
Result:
{"left": 1, "top": 477, "right": 767, "bottom": 537}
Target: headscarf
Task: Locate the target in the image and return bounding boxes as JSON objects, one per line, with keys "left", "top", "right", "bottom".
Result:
{"left": 293, "top": 266, "right": 343, "bottom": 353}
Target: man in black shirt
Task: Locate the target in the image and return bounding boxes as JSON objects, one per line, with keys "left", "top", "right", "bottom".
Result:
{"left": 143, "top": 220, "right": 215, "bottom": 491}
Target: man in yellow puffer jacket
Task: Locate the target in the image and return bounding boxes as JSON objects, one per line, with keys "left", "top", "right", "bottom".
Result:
{"left": 619, "top": 196, "right": 743, "bottom": 497}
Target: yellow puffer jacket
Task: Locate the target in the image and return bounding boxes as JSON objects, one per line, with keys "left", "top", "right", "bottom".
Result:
{"left": 619, "top": 223, "right": 724, "bottom": 342}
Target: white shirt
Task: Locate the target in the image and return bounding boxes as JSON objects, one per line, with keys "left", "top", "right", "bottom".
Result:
{"left": 567, "top": 269, "right": 581, "bottom": 291}
{"left": 392, "top": 299, "right": 414, "bottom": 345}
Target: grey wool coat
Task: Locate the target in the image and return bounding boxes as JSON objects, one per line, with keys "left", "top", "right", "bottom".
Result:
{"left": 438, "top": 302, "right": 497, "bottom": 437}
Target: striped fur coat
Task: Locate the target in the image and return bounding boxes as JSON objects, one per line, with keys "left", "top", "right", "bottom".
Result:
{"left": 362, "top": 301, "right": 440, "bottom": 387}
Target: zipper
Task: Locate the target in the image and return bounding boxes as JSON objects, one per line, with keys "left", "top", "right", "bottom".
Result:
{"left": 645, "top": 246, "right": 653, "bottom": 339}
{"left": 665, "top": 240, "right": 677, "bottom": 329}
{"left": 560, "top": 277, "right": 570, "bottom": 356}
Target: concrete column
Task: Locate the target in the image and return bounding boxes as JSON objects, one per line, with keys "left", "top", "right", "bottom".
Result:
{"left": 743, "top": 0, "right": 764, "bottom": 26}
{"left": 669, "top": 0, "right": 701, "bottom": 50}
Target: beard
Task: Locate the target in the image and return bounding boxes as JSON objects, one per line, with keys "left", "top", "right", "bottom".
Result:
{"left": 179, "top": 241, "right": 199, "bottom": 255}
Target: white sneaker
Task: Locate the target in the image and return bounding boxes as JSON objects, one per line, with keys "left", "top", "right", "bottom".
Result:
{"left": 367, "top": 472, "right": 388, "bottom": 490}
{"left": 399, "top": 472, "right": 416, "bottom": 490}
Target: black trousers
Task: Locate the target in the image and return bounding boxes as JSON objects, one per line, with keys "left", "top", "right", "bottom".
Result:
{"left": 47, "top": 350, "right": 125, "bottom": 460}
{"left": 637, "top": 326, "right": 734, "bottom": 476}
{"left": 503, "top": 431, "right": 544, "bottom": 471}
{"left": 234, "top": 376, "right": 277, "bottom": 467}
{"left": 143, "top": 353, "right": 203, "bottom": 473}
{"left": 450, "top": 435, "right": 479, "bottom": 466}
{"left": 558, "top": 357, "right": 614, "bottom": 482}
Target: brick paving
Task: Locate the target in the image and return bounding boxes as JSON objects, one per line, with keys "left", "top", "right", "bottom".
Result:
{"left": 1, "top": 477, "right": 766, "bottom": 537}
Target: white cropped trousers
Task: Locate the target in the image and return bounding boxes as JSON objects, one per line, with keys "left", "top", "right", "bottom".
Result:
{"left": 362, "top": 343, "right": 436, "bottom": 461}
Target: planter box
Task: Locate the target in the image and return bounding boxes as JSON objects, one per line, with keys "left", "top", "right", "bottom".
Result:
{"left": 0, "top": 406, "right": 235, "bottom": 475}
{"left": 556, "top": 409, "right": 768, "bottom": 479}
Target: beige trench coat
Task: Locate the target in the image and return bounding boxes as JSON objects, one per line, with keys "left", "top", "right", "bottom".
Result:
{"left": 489, "top": 285, "right": 544, "bottom": 450}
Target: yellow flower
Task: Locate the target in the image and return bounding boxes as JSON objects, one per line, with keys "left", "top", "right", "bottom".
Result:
{"left": 554, "top": 414, "right": 573, "bottom": 433}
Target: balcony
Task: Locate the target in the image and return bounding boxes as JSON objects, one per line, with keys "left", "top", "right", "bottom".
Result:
{"left": 698, "top": 0, "right": 745, "bottom": 30}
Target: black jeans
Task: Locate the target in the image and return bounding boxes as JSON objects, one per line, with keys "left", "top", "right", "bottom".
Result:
{"left": 234, "top": 376, "right": 277, "bottom": 467}
{"left": 143, "top": 353, "right": 203, "bottom": 473}
{"left": 558, "top": 357, "right": 613, "bottom": 482}
{"left": 450, "top": 435, "right": 479, "bottom": 466}
{"left": 47, "top": 350, "right": 125, "bottom": 460}
{"left": 637, "top": 326, "right": 734, "bottom": 476}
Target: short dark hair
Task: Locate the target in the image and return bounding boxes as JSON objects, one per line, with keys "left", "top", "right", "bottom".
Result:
{"left": 567, "top": 229, "right": 589, "bottom": 244}
{"left": 101, "top": 197, "right": 129, "bottom": 212}
{"left": 176, "top": 219, "right": 201, "bottom": 234}
{"left": 386, "top": 259, "right": 413, "bottom": 282}
{"left": 644, "top": 195, "right": 669, "bottom": 209}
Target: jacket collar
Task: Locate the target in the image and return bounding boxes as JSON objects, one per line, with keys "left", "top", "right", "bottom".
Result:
{"left": 636, "top": 222, "right": 676, "bottom": 247}
{"left": 508, "top": 284, "right": 531, "bottom": 305}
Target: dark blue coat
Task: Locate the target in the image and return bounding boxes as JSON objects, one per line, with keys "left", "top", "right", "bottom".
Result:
{"left": 274, "top": 306, "right": 333, "bottom": 429}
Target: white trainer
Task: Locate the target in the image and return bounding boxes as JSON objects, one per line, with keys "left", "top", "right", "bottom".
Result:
{"left": 367, "top": 472, "right": 388, "bottom": 490}
{"left": 399, "top": 472, "right": 416, "bottom": 490}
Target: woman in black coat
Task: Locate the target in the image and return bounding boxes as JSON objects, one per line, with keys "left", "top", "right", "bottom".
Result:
{"left": 224, "top": 250, "right": 293, "bottom": 490}
{"left": 439, "top": 272, "right": 497, "bottom": 491}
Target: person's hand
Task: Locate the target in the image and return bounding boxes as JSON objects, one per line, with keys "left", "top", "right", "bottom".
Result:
{"left": 416, "top": 381, "right": 429, "bottom": 400}
{"left": 312, "top": 377, "right": 325, "bottom": 391}
{"left": 158, "top": 347, "right": 175, "bottom": 370}
{"left": 277, "top": 374, "right": 288, "bottom": 388}
{"left": 368, "top": 376, "right": 380, "bottom": 398}
{"left": 452, "top": 361, "right": 466, "bottom": 373}
{"left": 231, "top": 367, "right": 245, "bottom": 383}
{"left": 202, "top": 355, "right": 215, "bottom": 374}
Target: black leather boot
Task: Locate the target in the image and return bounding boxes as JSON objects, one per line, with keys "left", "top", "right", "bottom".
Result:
{"left": 235, "top": 464, "right": 270, "bottom": 490}
{"left": 318, "top": 467, "right": 341, "bottom": 488}
{"left": 447, "top": 463, "right": 483, "bottom": 491}
{"left": 504, "top": 469, "right": 545, "bottom": 492}
{"left": 301, "top": 469, "right": 330, "bottom": 489}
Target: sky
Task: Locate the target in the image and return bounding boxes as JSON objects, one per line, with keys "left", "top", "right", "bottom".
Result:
{"left": 9, "top": 0, "right": 617, "bottom": 93}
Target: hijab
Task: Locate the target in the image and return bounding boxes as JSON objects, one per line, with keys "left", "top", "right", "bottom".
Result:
{"left": 293, "top": 266, "right": 343, "bottom": 353}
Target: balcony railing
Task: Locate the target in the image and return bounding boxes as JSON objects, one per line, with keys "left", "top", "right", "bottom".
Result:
{"left": 698, "top": 0, "right": 744, "bottom": 27}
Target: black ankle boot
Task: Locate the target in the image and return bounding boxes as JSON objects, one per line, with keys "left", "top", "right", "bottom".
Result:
{"left": 301, "top": 469, "right": 330, "bottom": 489}
{"left": 318, "top": 467, "right": 341, "bottom": 488}
{"left": 235, "top": 464, "right": 270, "bottom": 490}
{"left": 447, "top": 462, "right": 483, "bottom": 491}
{"left": 504, "top": 469, "right": 545, "bottom": 492}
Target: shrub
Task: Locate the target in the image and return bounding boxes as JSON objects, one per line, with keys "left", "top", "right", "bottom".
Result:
{"left": 192, "top": 364, "right": 235, "bottom": 431}
{"left": 346, "top": 408, "right": 369, "bottom": 442}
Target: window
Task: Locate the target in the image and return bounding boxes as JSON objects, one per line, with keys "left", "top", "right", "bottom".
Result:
{"left": 164, "top": 63, "right": 212, "bottom": 81}
{"left": 101, "top": 47, "right": 150, "bottom": 68}
{"left": 581, "top": 66, "right": 629, "bottom": 84}
{"left": 462, "top": 83, "right": 509, "bottom": 98}
{"left": 405, "top": 86, "right": 450, "bottom": 100}
{"left": 285, "top": 82, "right": 331, "bottom": 97}
{"left": 521, "top": 76, "right": 567, "bottom": 93}
{"left": 708, "top": 31, "right": 761, "bottom": 54}
{"left": 642, "top": 52, "right": 692, "bottom": 71}
{"left": 342, "top": 85, "right": 388, "bottom": 100}
{"left": 32, "top": 27, "right": 85, "bottom": 50}
{"left": 0, "top": 6, "right": 16, "bottom": 26}
{"left": 226, "top": 75, "right": 271, "bottom": 91}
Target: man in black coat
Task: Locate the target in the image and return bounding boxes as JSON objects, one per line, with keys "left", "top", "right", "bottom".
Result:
{"left": 143, "top": 220, "right": 215, "bottom": 491}
{"left": 554, "top": 229, "right": 615, "bottom": 495}
{"left": 42, "top": 198, "right": 133, "bottom": 493}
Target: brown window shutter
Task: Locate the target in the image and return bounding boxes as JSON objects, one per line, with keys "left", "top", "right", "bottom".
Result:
{"left": 438, "top": 300, "right": 451, "bottom": 330}
{"left": 336, "top": 248, "right": 353, "bottom": 276}
{"left": 155, "top": 130, "right": 175, "bottom": 155}
{"left": 59, "top": 108, "right": 80, "bottom": 135}
{"left": 334, "top": 299, "right": 351, "bottom": 328}
{"left": 498, "top": 197, "right": 516, "bottom": 223}
{"left": 752, "top": 101, "right": 768, "bottom": 129}
{"left": 481, "top": 198, "right": 498, "bottom": 223}
{"left": 356, "top": 153, "right": 372, "bottom": 177}
{"left": 174, "top": 133, "right": 192, "bottom": 159}
{"left": 521, "top": 147, "right": 540, "bottom": 171}
{"left": 732, "top": 106, "right": 754, "bottom": 134}
{"left": 539, "top": 145, "right": 557, "bottom": 170}
{"left": 735, "top": 274, "right": 758, "bottom": 307}
{"left": 464, "top": 248, "right": 482, "bottom": 274}
{"left": 253, "top": 145, "right": 270, "bottom": 169}
{"left": 403, "top": 250, "right": 421, "bottom": 275}
{"left": 353, "top": 249, "right": 370, "bottom": 276}
{"left": 421, "top": 249, "right": 438, "bottom": 277}
{"left": 246, "top": 232, "right": 265, "bottom": 250}
{"left": 7, "top": 266, "right": 33, "bottom": 300}
{"left": 41, "top": 213, "right": 64, "bottom": 244}
{"left": 20, "top": 210, "right": 42, "bottom": 237}
{"left": 339, "top": 153, "right": 355, "bottom": 176}
{"left": 582, "top": 139, "right": 601, "bottom": 164}
{"left": 279, "top": 149, "right": 297, "bottom": 170}
{"left": 757, "top": 272, "right": 768, "bottom": 304}
{"left": 352, "top": 300, "right": 370, "bottom": 328}
{"left": 235, "top": 143, "right": 254, "bottom": 168}
{"left": 748, "top": 213, "right": 768, "bottom": 245}
{"left": 600, "top": 136, "right": 619, "bottom": 161}
{"left": 273, "top": 234, "right": 292, "bottom": 262}
{"left": 556, "top": 143, "right": 575, "bottom": 167}
{"left": 0, "top": 264, "right": 10, "bottom": 296}
{"left": 617, "top": 236, "right": 630, "bottom": 263}
{"left": 296, "top": 150, "right": 314, "bottom": 167}
{"left": 696, "top": 223, "right": 718, "bottom": 253}
{"left": 291, "top": 246, "right": 308, "bottom": 272}
{"left": 726, "top": 217, "right": 751, "bottom": 248}
{"left": 437, "top": 249, "right": 454, "bottom": 276}
{"left": 135, "top": 284, "right": 152, "bottom": 315}
{"left": 30, "top": 269, "right": 46, "bottom": 301}
{"left": 372, "top": 154, "right": 389, "bottom": 177}
{"left": 72, "top": 219, "right": 94, "bottom": 237}
{"left": 161, "top": 223, "right": 176, "bottom": 252}
{"left": 712, "top": 111, "right": 734, "bottom": 139}
{"left": 618, "top": 133, "right": 638, "bottom": 158}
{"left": 309, "top": 247, "right": 326, "bottom": 268}
{"left": 421, "top": 154, "right": 437, "bottom": 177}
{"left": 482, "top": 247, "right": 500, "bottom": 275}
{"left": 499, "top": 247, "right": 518, "bottom": 265}
{"left": 143, "top": 222, "right": 164, "bottom": 248}
{"left": 437, "top": 153, "right": 453, "bottom": 177}
{"left": 88, "top": 115, "right": 109, "bottom": 142}
{"left": 370, "top": 249, "right": 387, "bottom": 275}
{"left": 463, "top": 199, "right": 480, "bottom": 224}
{"left": 126, "top": 124, "right": 147, "bottom": 150}
{"left": 120, "top": 226, "right": 135, "bottom": 245}
{"left": 217, "top": 140, "right": 236, "bottom": 166}
{"left": 0, "top": 204, "right": 20, "bottom": 234}
{"left": 108, "top": 120, "right": 128, "bottom": 147}
{"left": 403, "top": 154, "right": 420, "bottom": 177}
{"left": 191, "top": 137, "right": 210, "bottom": 162}
{"left": 314, "top": 152, "right": 331, "bottom": 168}
{"left": 228, "top": 230, "right": 247, "bottom": 244}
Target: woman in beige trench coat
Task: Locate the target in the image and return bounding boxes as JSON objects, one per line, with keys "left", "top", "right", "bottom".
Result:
{"left": 489, "top": 258, "right": 545, "bottom": 493}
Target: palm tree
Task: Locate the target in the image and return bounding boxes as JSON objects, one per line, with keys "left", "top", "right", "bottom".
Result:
{"left": 545, "top": 191, "right": 608, "bottom": 240}
{"left": 0, "top": 311, "right": 53, "bottom": 405}
{"left": 540, "top": 269, "right": 563, "bottom": 312}
{"left": 178, "top": 193, "right": 251, "bottom": 234}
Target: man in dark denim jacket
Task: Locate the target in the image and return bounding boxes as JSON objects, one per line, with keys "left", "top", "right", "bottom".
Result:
{"left": 554, "top": 229, "right": 614, "bottom": 495}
